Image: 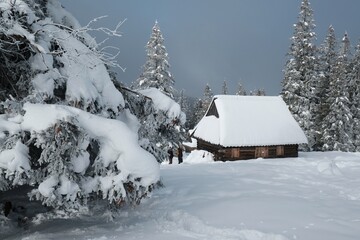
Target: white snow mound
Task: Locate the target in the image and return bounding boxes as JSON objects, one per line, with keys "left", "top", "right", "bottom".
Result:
{"left": 185, "top": 150, "right": 214, "bottom": 164}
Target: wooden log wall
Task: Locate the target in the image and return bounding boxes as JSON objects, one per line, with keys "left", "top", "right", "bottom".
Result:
{"left": 196, "top": 137, "right": 299, "bottom": 161}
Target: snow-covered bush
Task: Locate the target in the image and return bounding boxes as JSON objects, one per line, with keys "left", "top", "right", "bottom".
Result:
{"left": 0, "top": 0, "right": 160, "bottom": 212}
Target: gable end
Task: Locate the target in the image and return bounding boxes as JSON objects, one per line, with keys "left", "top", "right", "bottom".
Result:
{"left": 206, "top": 100, "right": 219, "bottom": 118}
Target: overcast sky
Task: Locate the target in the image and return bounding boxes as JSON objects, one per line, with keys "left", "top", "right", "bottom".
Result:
{"left": 60, "top": 0, "right": 360, "bottom": 97}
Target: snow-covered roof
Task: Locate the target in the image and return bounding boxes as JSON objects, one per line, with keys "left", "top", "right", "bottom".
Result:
{"left": 192, "top": 95, "right": 308, "bottom": 147}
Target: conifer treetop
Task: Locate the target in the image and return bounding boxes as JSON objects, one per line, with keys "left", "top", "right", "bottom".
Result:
{"left": 133, "top": 21, "right": 175, "bottom": 98}
{"left": 222, "top": 80, "right": 228, "bottom": 95}
{"left": 341, "top": 32, "right": 351, "bottom": 58}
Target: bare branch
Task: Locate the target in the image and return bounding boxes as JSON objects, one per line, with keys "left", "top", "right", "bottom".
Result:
{"left": 35, "top": 16, "right": 126, "bottom": 72}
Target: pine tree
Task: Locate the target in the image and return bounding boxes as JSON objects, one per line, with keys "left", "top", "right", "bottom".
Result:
{"left": 0, "top": 0, "right": 159, "bottom": 213}
{"left": 349, "top": 41, "right": 360, "bottom": 150}
{"left": 128, "top": 21, "right": 187, "bottom": 160}
{"left": 322, "top": 83, "right": 354, "bottom": 152}
{"left": 221, "top": 80, "right": 228, "bottom": 95}
{"left": 183, "top": 96, "right": 196, "bottom": 130}
{"left": 200, "top": 83, "right": 214, "bottom": 117}
{"left": 252, "top": 89, "right": 266, "bottom": 96}
{"left": 236, "top": 82, "right": 247, "bottom": 96}
{"left": 132, "top": 21, "right": 175, "bottom": 98}
{"left": 192, "top": 98, "right": 204, "bottom": 127}
{"left": 322, "top": 32, "right": 354, "bottom": 151}
{"left": 178, "top": 89, "right": 192, "bottom": 129}
{"left": 191, "top": 83, "right": 214, "bottom": 126}
{"left": 281, "top": 0, "right": 318, "bottom": 151}
{"left": 341, "top": 32, "right": 351, "bottom": 59}
{"left": 314, "top": 25, "right": 338, "bottom": 150}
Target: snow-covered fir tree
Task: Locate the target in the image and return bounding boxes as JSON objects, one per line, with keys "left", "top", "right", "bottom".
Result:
{"left": 221, "top": 80, "right": 228, "bottom": 95}
{"left": 132, "top": 21, "right": 175, "bottom": 98}
{"left": 340, "top": 32, "right": 353, "bottom": 99}
{"left": 188, "top": 98, "right": 204, "bottom": 129}
{"left": 188, "top": 84, "right": 214, "bottom": 128}
{"left": 177, "top": 89, "right": 192, "bottom": 129}
{"left": 236, "top": 82, "right": 247, "bottom": 96}
{"left": 341, "top": 32, "right": 351, "bottom": 60}
{"left": 250, "top": 89, "right": 266, "bottom": 96}
{"left": 0, "top": 0, "right": 159, "bottom": 213}
{"left": 126, "top": 21, "right": 186, "bottom": 161}
{"left": 178, "top": 89, "right": 186, "bottom": 111}
{"left": 313, "top": 25, "right": 338, "bottom": 150}
{"left": 281, "top": 0, "right": 318, "bottom": 151}
{"left": 322, "top": 32, "right": 354, "bottom": 151}
{"left": 203, "top": 84, "right": 214, "bottom": 109}
{"left": 196, "top": 83, "right": 214, "bottom": 121}
{"left": 349, "top": 41, "right": 360, "bottom": 150}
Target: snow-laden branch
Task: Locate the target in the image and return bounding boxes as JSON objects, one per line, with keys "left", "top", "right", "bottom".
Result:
{"left": 34, "top": 16, "right": 127, "bottom": 72}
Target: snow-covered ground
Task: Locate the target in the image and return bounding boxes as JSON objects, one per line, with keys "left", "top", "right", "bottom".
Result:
{"left": 2, "top": 151, "right": 360, "bottom": 240}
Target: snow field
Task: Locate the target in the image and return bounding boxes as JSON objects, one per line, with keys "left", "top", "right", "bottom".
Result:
{"left": 2, "top": 151, "right": 360, "bottom": 240}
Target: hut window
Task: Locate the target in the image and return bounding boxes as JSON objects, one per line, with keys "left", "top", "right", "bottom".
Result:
{"left": 268, "top": 147, "right": 276, "bottom": 157}
{"left": 231, "top": 148, "right": 240, "bottom": 158}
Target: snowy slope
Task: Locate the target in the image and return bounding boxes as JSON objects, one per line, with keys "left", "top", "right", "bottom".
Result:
{"left": 2, "top": 152, "right": 360, "bottom": 240}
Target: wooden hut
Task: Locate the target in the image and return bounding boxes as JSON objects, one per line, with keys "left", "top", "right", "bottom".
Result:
{"left": 191, "top": 95, "right": 308, "bottom": 161}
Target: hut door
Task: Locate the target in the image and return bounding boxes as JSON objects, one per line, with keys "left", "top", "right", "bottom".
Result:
{"left": 276, "top": 146, "right": 284, "bottom": 156}
{"left": 231, "top": 148, "right": 240, "bottom": 159}
{"left": 255, "top": 147, "right": 268, "bottom": 158}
